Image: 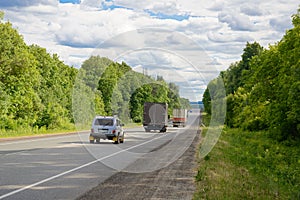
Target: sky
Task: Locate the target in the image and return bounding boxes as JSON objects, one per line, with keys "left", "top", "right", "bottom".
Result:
{"left": 0, "top": 0, "right": 299, "bottom": 101}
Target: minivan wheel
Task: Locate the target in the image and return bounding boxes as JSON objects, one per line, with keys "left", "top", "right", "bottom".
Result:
{"left": 120, "top": 133, "right": 124, "bottom": 143}
{"left": 114, "top": 135, "right": 119, "bottom": 144}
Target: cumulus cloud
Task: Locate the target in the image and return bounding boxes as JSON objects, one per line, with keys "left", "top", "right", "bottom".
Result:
{"left": 54, "top": 7, "right": 144, "bottom": 48}
{"left": 112, "top": 0, "right": 149, "bottom": 10}
{"left": 207, "top": 31, "right": 253, "bottom": 43}
{"left": 114, "top": 48, "right": 213, "bottom": 101}
{"left": 240, "top": 4, "right": 264, "bottom": 16}
{"left": 0, "top": 0, "right": 298, "bottom": 100}
{"left": 80, "top": 0, "right": 105, "bottom": 10}
{"left": 218, "top": 10, "right": 257, "bottom": 31}
{"left": 208, "top": 0, "right": 225, "bottom": 11}
{"left": 206, "top": 57, "right": 222, "bottom": 66}
{"left": 109, "top": 0, "right": 191, "bottom": 21}
{"left": 150, "top": 1, "right": 183, "bottom": 16}
{"left": 269, "top": 17, "right": 293, "bottom": 32}
{"left": 55, "top": 25, "right": 105, "bottom": 48}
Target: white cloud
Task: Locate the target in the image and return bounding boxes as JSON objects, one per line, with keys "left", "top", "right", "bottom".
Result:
{"left": 218, "top": 9, "right": 258, "bottom": 31}
{"left": 269, "top": 17, "right": 293, "bottom": 32}
{"left": 208, "top": 0, "right": 225, "bottom": 11}
{"left": 207, "top": 31, "right": 253, "bottom": 43}
{"left": 149, "top": 1, "right": 184, "bottom": 16}
{"left": 112, "top": 44, "right": 215, "bottom": 101}
{"left": 0, "top": 0, "right": 299, "bottom": 101}
{"left": 80, "top": 0, "right": 104, "bottom": 10}
{"left": 240, "top": 4, "right": 264, "bottom": 16}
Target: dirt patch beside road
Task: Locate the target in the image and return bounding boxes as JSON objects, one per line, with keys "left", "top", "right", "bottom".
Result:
{"left": 77, "top": 130, "right": 201, "bottom": 200}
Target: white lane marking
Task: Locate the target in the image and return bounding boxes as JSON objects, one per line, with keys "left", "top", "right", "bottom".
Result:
{"left": 0, "top": 129, "right": 146, "bottom": 146}
{"left": 0, "top": 134, "right": 83, "bottom": 146}
{"left": 0, "top": 133, "right": 168, "bottom": 199}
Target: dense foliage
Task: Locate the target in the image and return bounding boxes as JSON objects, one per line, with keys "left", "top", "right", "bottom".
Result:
{"left": 74, "top": 57, "right": 189, "bottom": 125}
{"left": 203, "top": 9, "right": 300, "bottom": 141}
{"left": 0, "top": 18, "right": 77, "bottom": 130}
{"left": 98, "top": 61, "right": 132, "bottom": 115}
{"left": 98, "top": 63, "right": 188, "bottom": 123}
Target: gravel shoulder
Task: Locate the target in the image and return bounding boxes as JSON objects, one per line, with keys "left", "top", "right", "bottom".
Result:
{"left": 77, "top": 129, "right": 201, "bottom": 200}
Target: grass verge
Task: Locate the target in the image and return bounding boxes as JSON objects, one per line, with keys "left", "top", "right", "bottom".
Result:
{"left": 0, "top": 126, "right": 80, "bottom": 139}
{"left": 194, "top": 125, "right": 300, "bottom": 199}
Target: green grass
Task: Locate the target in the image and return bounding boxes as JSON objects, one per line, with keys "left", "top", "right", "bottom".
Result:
{"left": 0, "top": 126, "right": 79, "bottom": 139}
{"left": 123, "top": 122, "right": 142, "bottom": 128}
{"left": 194, "top": 126, "right": 300, "bottom": 199}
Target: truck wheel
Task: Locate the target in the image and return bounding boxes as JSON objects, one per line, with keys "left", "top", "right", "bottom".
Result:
{"left": 160, "top": 127, "right": 167, "bottom": 133}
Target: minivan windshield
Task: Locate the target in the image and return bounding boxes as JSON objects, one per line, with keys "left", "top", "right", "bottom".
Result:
{"left": 94, "top": 118, "right": 113, "bottom": 126}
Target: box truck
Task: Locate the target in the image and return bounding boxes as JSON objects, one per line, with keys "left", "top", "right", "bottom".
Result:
{"left": 172, "top": 109, "right": 188, "bottom": 127}
{"left": 143, "top": 102, "right": 168, "bottom": 132}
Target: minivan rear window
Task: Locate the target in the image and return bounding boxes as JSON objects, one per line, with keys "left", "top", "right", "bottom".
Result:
{"left": 94, "top": 118, "right": 113, "bottom": 126}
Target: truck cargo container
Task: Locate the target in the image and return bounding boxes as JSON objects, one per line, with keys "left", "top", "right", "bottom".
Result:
{"left": 143, "top": 102, "right": 168, "bottom": 132}
{"left": 172, "top": 109, "right": 188, "bottom": 127}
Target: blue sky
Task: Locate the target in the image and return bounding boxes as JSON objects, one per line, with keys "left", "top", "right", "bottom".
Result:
{"left": 59, "top": 0, "right": 81, "bottom": 4}
{"left": 0, "top": 0, "right": 299, "bottom": 101}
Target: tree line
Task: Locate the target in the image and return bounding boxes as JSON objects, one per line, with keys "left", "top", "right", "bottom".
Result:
{"left": 0, "top": 17, "right": 77, "bottom": 130}
{"left": 73, "top": 56, "right": 190, "bottom": 127}
{"left": 0, "top": 13, "right": 189, "bottom": 131}
{"left": 203, "top": 9, "right": 300, "bottom": 141}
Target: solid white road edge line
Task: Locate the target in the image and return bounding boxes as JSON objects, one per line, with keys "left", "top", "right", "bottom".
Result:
{"left": 0, "top": 133, "right": 169, "bottom": 200}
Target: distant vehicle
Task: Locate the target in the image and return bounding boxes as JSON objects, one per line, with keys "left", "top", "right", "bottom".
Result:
{"left": 172, "top": 109, "right": 188, "bottom": 127}
{"left": 143, "top": 102, "right": 168, "bottom": 132}
{"left": 89, "top": 116, "right": 124, "bottom": 144}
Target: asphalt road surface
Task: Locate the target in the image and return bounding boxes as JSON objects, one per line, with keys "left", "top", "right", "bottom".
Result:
{"left": 0, "top": 111, "right": 200, "bottom": 200}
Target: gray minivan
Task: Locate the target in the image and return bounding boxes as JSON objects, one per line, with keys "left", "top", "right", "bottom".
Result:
{"left": 89, "top": 116, "right": 124, "bottom": 144}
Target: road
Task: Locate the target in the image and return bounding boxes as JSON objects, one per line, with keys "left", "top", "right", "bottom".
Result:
{"left": 0, "top": 111, "right": 200, "bottom": 200}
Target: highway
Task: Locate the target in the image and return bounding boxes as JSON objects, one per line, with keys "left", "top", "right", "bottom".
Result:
{"left": 0, "top": 111, "right": 200, "bottom": 200}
